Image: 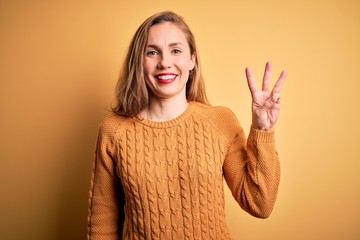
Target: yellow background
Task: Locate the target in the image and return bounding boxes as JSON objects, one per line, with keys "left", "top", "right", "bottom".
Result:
{"left": 1, "top": 0, "right": 359, "bottom": 239}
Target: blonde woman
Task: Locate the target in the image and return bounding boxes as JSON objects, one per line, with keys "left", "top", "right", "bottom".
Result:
{"left": 87, "top": 11, "right": 287, "bottom": 240}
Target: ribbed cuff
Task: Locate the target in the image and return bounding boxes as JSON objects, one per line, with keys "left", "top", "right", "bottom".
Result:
{"left": 249, "top": 125, "right": 275, "bottom": 143}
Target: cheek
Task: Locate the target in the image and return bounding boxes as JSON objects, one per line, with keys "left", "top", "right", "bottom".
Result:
{"left": 177, "top": 58, "right": 193, "bottom": 72}
{"left": 143, "top": 60, "right": 151, "bottom": 74}
{"left": 143, "top": 62, "right": 153, "bottom": 86}
{"left": 143, "top": 57, "right": 158, "bottom": 73}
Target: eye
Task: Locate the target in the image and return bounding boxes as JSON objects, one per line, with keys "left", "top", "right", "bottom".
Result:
{"left": 172, "top": 49, "right": 182, "bottom": 54}
{"left": 146, "top": 50, "right": 158, "bottom": 56}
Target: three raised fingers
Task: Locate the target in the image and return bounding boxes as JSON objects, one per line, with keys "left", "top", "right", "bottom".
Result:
{"left": 246, "top": 62, "right": 287, "bottom": 96}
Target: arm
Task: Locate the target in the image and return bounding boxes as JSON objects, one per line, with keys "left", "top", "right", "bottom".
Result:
{"left": 223, "top": 62, "right": 286, "bottom": 218}
{"left": 87, "top": 119, "right": 125, "bottom": 240}
{"left": 223, "top": 119, "right": 280, "bottom": 218}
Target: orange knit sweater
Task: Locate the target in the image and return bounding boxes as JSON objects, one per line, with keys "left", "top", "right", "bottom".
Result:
{"left": 87, "top": 101, "right": 280, "bottom": 240}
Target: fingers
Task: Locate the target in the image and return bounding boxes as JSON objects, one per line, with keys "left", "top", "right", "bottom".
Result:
{"left": 262, "top": 62, "right": 272, "bottom": 92}
{"left": 245, "top": 67, "right": 258, "bottom": 96}
{"left": 272, "top": 70, "right": 287, "bottom": 95}
{"left": 246, "top": 62, "right": 287, "bottom": 96}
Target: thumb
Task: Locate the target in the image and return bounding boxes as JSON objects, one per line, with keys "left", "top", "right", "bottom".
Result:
{"left": 264, "top": 93, "right": 280, "bottom": 109}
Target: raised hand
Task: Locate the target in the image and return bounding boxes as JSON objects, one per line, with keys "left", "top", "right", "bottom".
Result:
{"left": 245, "top": 62, "right": 287, "bottom": 131}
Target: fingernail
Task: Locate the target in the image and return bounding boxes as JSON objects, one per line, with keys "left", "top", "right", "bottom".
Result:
{"left": 266, "top": 61, "right": 271, "bottom": 68}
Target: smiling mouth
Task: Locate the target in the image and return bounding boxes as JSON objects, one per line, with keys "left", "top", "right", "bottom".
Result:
{"left": 155, "top": 74, "right": 177, "bottom": 83}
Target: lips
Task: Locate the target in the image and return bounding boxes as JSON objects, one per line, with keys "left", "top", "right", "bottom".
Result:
{"left": 155, "top": 73, "right": 177, "bottom": 84}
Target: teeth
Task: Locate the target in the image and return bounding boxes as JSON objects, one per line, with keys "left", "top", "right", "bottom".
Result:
{"left": 157, "top": 75, "right": 176, "bottom": 80}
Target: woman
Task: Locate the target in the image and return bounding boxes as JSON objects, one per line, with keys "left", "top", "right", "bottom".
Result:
{"left": 87, "top": 11, "right": 287, "bottom": 240}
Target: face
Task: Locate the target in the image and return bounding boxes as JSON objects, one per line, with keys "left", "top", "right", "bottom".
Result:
{"left": 143, "top": 22, "right": 195, "bottom": 101}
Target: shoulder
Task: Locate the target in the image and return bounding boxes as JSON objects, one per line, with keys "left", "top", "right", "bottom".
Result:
{"left": 191, "top": 102, "right": 243, "bottom": 140}
{"left": 97, "top": 114, "right": 130, "bottom": 141}
{"left": 192, "top": 102, "right": 240, "bottom": 126}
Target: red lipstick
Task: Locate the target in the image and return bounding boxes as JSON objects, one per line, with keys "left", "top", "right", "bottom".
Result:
{"left": 155, "top": 73, "right": 177, "bottom": 84}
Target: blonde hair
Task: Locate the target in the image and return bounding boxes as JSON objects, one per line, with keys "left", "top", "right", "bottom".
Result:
{"left": 113, "top": 11, "right": 209, "bottom": 117}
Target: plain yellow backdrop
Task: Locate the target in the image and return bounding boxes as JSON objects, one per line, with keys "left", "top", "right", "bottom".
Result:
{"left": 1, "top": 0, "right": 360, "bottom": 239}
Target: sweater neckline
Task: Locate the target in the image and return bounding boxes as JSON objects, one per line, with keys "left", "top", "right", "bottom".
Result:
{"left": 133, "top": 101, "right": 196, "bottom": 128}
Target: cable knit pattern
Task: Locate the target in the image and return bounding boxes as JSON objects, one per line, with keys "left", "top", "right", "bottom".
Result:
{"left": 87, "top": 101, "right": 280, "bottom": 240}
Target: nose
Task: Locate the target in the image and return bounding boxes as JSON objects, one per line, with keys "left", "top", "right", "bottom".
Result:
{"left": 157, "top": 53, "right": 172, "bottom": 69}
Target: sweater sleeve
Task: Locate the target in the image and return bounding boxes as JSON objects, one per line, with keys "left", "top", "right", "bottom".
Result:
{"left": 87, "top": 117, "right": 125, "bottom": 240}
{"left": 222, "top": 112, "right": 280, "bottom": 219}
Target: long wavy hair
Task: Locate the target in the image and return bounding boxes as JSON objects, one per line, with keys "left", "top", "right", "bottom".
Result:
{"left": 112, "top": 11, "right": 209, "bottom": 117}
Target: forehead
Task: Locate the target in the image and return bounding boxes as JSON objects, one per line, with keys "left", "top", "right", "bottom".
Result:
{"left": 147, "top": 22, "right": 188, "bottom": 45}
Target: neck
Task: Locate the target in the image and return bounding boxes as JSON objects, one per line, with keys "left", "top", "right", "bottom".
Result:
{"left": 145, "top": 96, "right": 189, "bottom": 122}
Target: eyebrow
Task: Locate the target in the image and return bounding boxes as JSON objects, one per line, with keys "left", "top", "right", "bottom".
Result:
{"left": 146, "top": 42, "right": 184, "bottom": 48}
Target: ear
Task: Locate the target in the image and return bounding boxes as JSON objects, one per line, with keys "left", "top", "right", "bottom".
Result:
{"left": 190, "top": 53, "right": 196, "bottom": 70}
